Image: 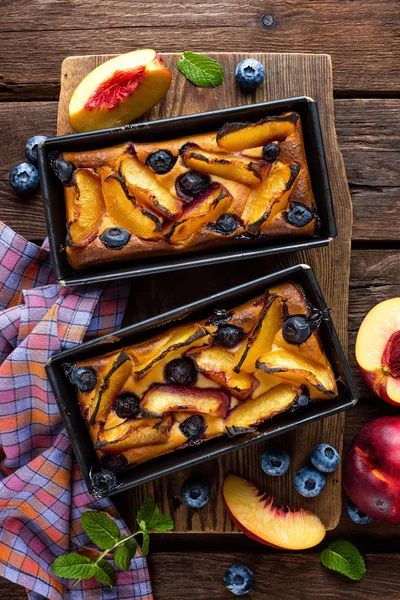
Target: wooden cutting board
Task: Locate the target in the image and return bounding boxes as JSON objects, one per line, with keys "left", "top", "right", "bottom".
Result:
{"left": 58, "top": 52, "right": 352, "bottom": 532}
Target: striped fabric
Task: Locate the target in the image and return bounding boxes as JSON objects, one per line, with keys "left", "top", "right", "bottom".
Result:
{"left": 0, "top": 222, "right": 153, "bottom": 600}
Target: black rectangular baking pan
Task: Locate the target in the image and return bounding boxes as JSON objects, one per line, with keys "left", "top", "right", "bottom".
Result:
{"left": 46, "top": 264, "right": 357, "bottom": 497}
{"left": 38, "top": 96, "right": 337, "bottom": 287}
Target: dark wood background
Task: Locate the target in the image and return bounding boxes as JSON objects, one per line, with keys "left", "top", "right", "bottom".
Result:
{"left": 0, "top": 1, "right": 399, "bottom": 597}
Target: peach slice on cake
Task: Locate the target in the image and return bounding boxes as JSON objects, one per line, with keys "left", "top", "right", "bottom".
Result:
{"left": 216, "top": 113, "right": 298, "bottom": 152}
{"left": 96, "top": 415, "right": 172, "bottom": 453}
{"left": 88, "top": 352, "right": 132, "bottom": 424}
{"left": 66, "top": 168, "right": 105, "bottom": 246}
{"left": 356, "top": 298, "right": 400, "bottom": 405}
{"left": 140, "top": 385, "right": 230, "bottom": 418}
{"left": 69, "top": 49, "right": 172, "bottom": 132}
{"left": 222, "top": 474, "right": 326, "bottom": 549}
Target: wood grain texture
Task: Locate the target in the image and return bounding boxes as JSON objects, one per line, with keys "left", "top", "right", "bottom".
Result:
{"left": 57, "top": 52, "right": 351, "bottom": 532}
{"left": 0, "top": 0, "right": 399, "bottom": 98}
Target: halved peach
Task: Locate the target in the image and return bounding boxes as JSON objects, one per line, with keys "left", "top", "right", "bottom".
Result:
{"left": 356, "top": 298, "right": 400, "bottom": 405}
{"left": 101, "top": 170, "right": 162, "bottom": 240}
{"left": 119, "top": 156, "right": 182, "bottom": 219}
{"left": 164, "top": 184, "right": 232, "bottom": 244}
{"left": 69, "top": 49, "right": 172, "bottom": 132}
{"left": 256, "top": 349, "right": 337, "bottom": 400}
{"left": 88, "top": 352, "right": 132, "bottom": 424}
{"left": 141, "top": 385, "right": 230, "bottom": 417}
{"left": 241, "top": 164, "right": 300, "bottom": 234}
{"left": 182, "top": 146, "right": 268, "bottom": 188}
{"left": 66, "top": 168, "right": 105, "bottom": 246}
{"left": 222, "top": 474, "right": 326, "bottom": 550}
{"left": 216, "top": 113, "right": 298, "bottom": 152}
{"left": 97, "top": 415, "right": 171, "bottom": 453}
{"left": 225, "top": 383, "right": 297, "bottom": 433}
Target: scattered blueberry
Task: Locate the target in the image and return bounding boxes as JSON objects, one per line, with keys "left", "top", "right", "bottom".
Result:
{"left": 282, "top": 315, "right": 311, "bottom": 344}
{"left": 261, "top": 449, "right": 291, "bottom": 476}
{"left": 262, "top": 142, "right": 280, "bottom": 163}
{"left": 289, "top": 392, "right": 309, "bottom": 412}
{"left": 214, "top": 324, "right": 245, "bottom": 348}
{"left": 71, "top": 367, "right": 97, "bottom": 392}
{"left": 99, "top": 227, "right": 130, "bottom": 249}
{"left": 25, "top": 135, "right": 48, "bottom": 165}
{"left": 99, "top": 454, "right": 128, "bottom": 474}
{"left": 179, "top": 415, "right": 206, "bottom": 439}
{"left": 176, "top": 171, "right": 210, "bottom": 202}
{"left": 295, "top": 466, "right": 326, "bottom": 498}
{"left": 213, "top": 213, "right": 240, "bottom": 235}
{"left": 287, "top": 204, "right": 313, "bottom": 227}
{"left": 9, "top": 163, "right": 40, "bottom": 196}
{"left": 235, "top": 59, "right": 265, "bottom": 90}
{"left": 347, "top": 501, "right": 373, "bottom": 525}
{"left": 49, "top": 151, "right": 75, "bottom": 184}
{"left": 224, "top": 564, "right": 254, "bottom": 596}
{"left": 146, "top": 149, "right": 176, "bottom": 174}
{"left": 114, "top": 392, "right": 140, "bottom": 419}
{"left": 90, "top": 469, "right": 117, "bottom": 498}
{"left": 165, "top": 357, "right": 198, "bottom": 386}
{"left": 180, "top": 477, "right": 210, "bottom": 508}
{"left": 310, "top": 444, "right": 340, "bottom": 473}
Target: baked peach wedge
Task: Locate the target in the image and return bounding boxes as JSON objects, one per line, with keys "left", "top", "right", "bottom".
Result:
{"left": 216, "top": 113, "right": 298, "bottom": 152}
{"left": 96, "top": 415, "right": 172, "bottom": 453}
{"left": 88, "top": 352, "right": 132, "bottom": 424}
{"left": 66, "top": 168, "right": 105, "bottom": 247}
{"left": 140, "top": 385, "right": 231, "bottom": 418}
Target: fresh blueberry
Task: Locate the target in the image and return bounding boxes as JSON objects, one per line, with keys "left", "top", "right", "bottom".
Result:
{"left": 146, "top": 149, "right": 176, "bottom": 174}
{"left": 114, "top": 392, "right": 140, "bottom": 419}
{"left": 287, "top": 204, "right": 313, "bottom": 227}
{"left": 99, "top": 454, "right": 128, "bottom": 474}
{"left": 176, "top": 171, "right": 211, "bottom": 202}
{"left": 263, "top": 142, "right": 280, "bottom": 163}
{"left": 295, "top": 466, "right": 326, "bottom": 497}
{"left": 261, "top": 449, "right": 291, "bottom": 476}
{"left": 99, "top": 227, "right": 130, "bottom": 249}
{"left": 235, "top": 59, "right": 265, "bottom": 90}
{"left": 282, "top": 315, "right": 311, "bottom": 344}
{"left": 213, "top": 213, "right": 239, "bottom": 235}
{"left": 179, "top": 415, "right": 206, "bottom": 439}
{"left": 310, "top": 444, "right": 340, "bottom": 473}
{"left": 347, "top": 501, "right": 373, "bottom": 525}
{"left": 180, "top": 477, "right": 210, "bottom": 508}
{"left": 289, "top": 392, "right": 309, "bottom": 412}
{"left": 165, "top": 357, "right": 198, "bottom": 386}
{"left": 90, "top": 469, "right": 117, "bottom": 498}
{"left": 25, "top": 135, "right": 48, "bottom": 165}
{"left": 224, "top": 564, "right": 254, "bottom": 596}
{"left": 214, "top": 324, "right": 245, "bottom": 348}
{"left": 71, "top": 367, "right": 97, "bottom": 392}
{"left": 9, "top": 163, "right": 40, "bottom": 196}
{"left": 49, "top": 151, "right": 75, "bottom": 184}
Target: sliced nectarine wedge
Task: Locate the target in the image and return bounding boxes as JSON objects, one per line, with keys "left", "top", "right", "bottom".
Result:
{"left": 222, "top": 474, "right": 326, "bottom": 550}
{"left": 66, "top": 168, "right": 105, "bottom": 246}
{"left": 69, "top": 49, "right": 172, "bottom": 132}
{"left": 88, "top": 352, "right": 132, "bottom": 424}
{"left": 225, "top": 383, "right": 297, "bottom": 433}
{"left": 182, "top": 146, "right": 268, "bottom": 188}
{"left": 97, "top": 415, "right": 171, "bottom": 453}
{"left": 216, "top": 113, "right": 298, "bottom": 152}
{"left": 141, "top": 385, "right": 230, "bottom": 417}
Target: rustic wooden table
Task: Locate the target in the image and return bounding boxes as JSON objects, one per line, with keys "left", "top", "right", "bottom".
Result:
{"left": 1, "top": 2, "right": 399, "bottom": 598}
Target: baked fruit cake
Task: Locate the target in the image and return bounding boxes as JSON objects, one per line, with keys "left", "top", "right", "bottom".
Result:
{"left": 50, "top": 111, "right": 320, "bottom": 271}
{"left": 67, "top": 282, "right": 338, "bottom": 474}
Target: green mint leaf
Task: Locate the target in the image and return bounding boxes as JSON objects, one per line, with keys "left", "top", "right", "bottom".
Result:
{"left": 141, "top": 530, "right": 150, "bottom": 557}
{"left": 120, "top": 536, "right": 137, "bottom": 558}
{"left": 94, "top": 559, "right": 116, "bottom": 588}
{"left": 136, "top": 497, "right": 158, "bottom": 530}
{"left": 81, "top": 511, "right": 120, "bottom": 550}
{"left": 51, "top": 552, "right": 96, "bottom": 581}
{"left": 114, "top": 544, "right": 134, "bottom": 571}
{"left": 177, "top": 51, "right": 224, "bottom": 87}
{"left": 150, "top": 513, "right": 174, "bottom": 532}
{"left": 321, "top": 539, "right": 366, "bottom": 581}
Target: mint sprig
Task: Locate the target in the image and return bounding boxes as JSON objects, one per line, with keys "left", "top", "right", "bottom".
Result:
{"left": 177, "top": 51, "right": 224, "bottom": 87}
{"left": 321, "top": 539, "right": 366, "bottom": 581}
{"left": 51, "top": 497, "right": 173, "bottom": 588}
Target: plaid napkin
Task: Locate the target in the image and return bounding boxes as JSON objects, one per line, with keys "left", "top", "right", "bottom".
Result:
{"left": 0, "top": 222, "right": 153, "bottom": 600}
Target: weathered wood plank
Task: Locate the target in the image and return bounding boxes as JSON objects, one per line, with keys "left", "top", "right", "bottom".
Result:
{"left": 0, "top": 0, "right": 399, "bottom": 97}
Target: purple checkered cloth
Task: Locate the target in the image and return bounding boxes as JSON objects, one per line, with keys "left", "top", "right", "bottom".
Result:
{"left": 0, "top": 222, "right": 153, "bottom": 600}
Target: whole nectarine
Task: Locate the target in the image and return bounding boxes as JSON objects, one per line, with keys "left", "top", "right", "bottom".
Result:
{"left": 343, "top": 417, "right": 400, "bottom": 524}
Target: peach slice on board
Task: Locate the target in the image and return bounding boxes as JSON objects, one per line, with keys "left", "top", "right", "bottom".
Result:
{"left": 356, "top": 298, "right": 400, "bottom": 405}
{"left": 222, "top": 474, "right": 326, "bottom": 550}
{"left": 69, "top": 49, "right": 172, "bottom": 132}
{"left": 140, "top": 385, "right": 230, "bottom": 418}
{"left": 216, "top": 113, "right": 298, "bottom": 152}
{"left": 66, "top": 168, "right": 105, "bottom": 246}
